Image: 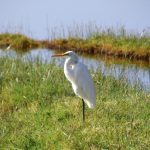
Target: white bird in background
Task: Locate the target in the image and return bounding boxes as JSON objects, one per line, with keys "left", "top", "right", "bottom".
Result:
{"left": 6, "top": 45, "right": 11, "bottom": 50}
{"left": 52, "top": 51, "right": 96, "bottom": 121}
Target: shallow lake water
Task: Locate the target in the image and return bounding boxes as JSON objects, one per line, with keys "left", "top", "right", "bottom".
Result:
{"left": 0, "top": 48, "right": 150, "bottom": 91}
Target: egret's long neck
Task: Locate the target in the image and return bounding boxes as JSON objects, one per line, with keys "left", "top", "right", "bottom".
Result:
{"left": 64, "top": 57, "right": 78, "bottom": 83}
{"left": 64, "top": 57, "right": 72, "bottom": 69}
{"left": 64, "top": 57, "right": 78, "bottom": 70}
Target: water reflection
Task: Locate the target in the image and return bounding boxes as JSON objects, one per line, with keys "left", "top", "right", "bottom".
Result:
{"left": 0, "top": 48, "right": 150, "bottom": 91}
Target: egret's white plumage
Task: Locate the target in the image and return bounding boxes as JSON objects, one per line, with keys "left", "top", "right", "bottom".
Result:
{"left": 63, "top": 51, "right": 96, "bottom": 108}
{"left": 52, "top": 51, "right": 96, "bottom": 121}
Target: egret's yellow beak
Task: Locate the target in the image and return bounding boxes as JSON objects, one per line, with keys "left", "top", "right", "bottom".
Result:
{"left": 51, "top": 53, "right": 68, "bottom": 57}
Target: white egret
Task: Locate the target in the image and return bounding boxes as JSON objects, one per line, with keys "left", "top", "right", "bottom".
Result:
{"left": 6, "top": 45, "right": 11, "bottom": 50}
{"left": 52, "top": 51, "right": 96, "bottom": 121}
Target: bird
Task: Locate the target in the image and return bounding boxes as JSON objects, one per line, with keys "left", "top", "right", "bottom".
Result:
{"left": 6, "top": 45, "right": 11, "bottom": 50}
{"left": 52, "top": 51, "right": 96, "bottom": 121}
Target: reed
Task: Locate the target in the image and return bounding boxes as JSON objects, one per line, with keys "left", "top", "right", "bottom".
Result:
{"left": 0, "top": 25, "right": 150, "bottom": 61}
{"left": 0, "top": 33, "right": 41, "bottom": 51}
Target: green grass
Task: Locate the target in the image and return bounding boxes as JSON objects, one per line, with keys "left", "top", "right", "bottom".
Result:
{"left": 0, "top": 25, "right": 150, "bottom": 61}
{"left": 48, "top": 35, "right": 150, "bottom": 61}
{"left": 0, "top": 57, "right": 150, "bottom": 149}
{"left": 0, "top": 33, "right": 41, "bottom": 51}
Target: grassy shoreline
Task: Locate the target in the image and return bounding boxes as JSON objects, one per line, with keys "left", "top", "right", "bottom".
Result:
{"left": 0, "top": 32, "right": 150, "bottom": 61}
{"left": 0, "top": 57, "right": 150, "bottom": 149}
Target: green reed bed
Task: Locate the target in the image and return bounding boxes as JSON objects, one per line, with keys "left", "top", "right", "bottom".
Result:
{"left": 0, "top": 33, "right": 41, "bottom": 51}
{"left": 0, "top": 57, "right": 150, "bottom": 149}
{"left": 0, "top": 25, "right": 150, "bottom": 61}
{"left": 48, "top": 34, "right": 150, "bottom": 61}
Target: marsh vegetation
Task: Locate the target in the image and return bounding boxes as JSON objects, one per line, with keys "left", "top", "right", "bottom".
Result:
{"left": 0, "top": 57, "right": 150, "bottom": 149}
{"left": 0, "top": 25, "right": 150, "bottom": 61}
{"left": 0, "top": 25, "right": 150, "bottom": 149}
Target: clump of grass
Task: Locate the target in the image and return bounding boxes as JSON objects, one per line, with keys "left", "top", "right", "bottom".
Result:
{"left": 48, "top": 34, "right": 150, "bottom": 61}
{"left": 0, "top": 33, "right": 41, "bottom": 51}
{"left": 0, "top": 24, "right": 150, "bottom": 61}
{"left": 47, "top": 25, "right": 150, "bottom": 61}
{"left": 0, "top": 57, "right": 150, "bottom": 149}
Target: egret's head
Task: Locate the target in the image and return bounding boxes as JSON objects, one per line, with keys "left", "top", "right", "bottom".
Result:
{"left": 64, "top": 51, "right": 78, "bottom": 59}
{"left": 52, "top": 51, "right": 78, "bottom": 61}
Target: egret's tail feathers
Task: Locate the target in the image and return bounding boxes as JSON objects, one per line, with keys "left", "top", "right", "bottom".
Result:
{"left": 89, "top": 104, "right": 96, "bottom": 108}
{"left": 84, "top": 99, "right": 96, "bottom": 109}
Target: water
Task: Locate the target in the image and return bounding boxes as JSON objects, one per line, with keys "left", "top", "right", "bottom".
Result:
{"left": 0, "top": 48, "right": 150, "bottom": 91}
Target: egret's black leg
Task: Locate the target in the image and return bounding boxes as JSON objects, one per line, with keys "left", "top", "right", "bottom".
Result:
{"left": 82, "top": 99, "right": 85, "bottom": 122}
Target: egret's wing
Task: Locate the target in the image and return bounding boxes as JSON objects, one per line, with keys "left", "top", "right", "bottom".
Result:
{"left": 73, "top": 62, "right": 96, "bottom": 108}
